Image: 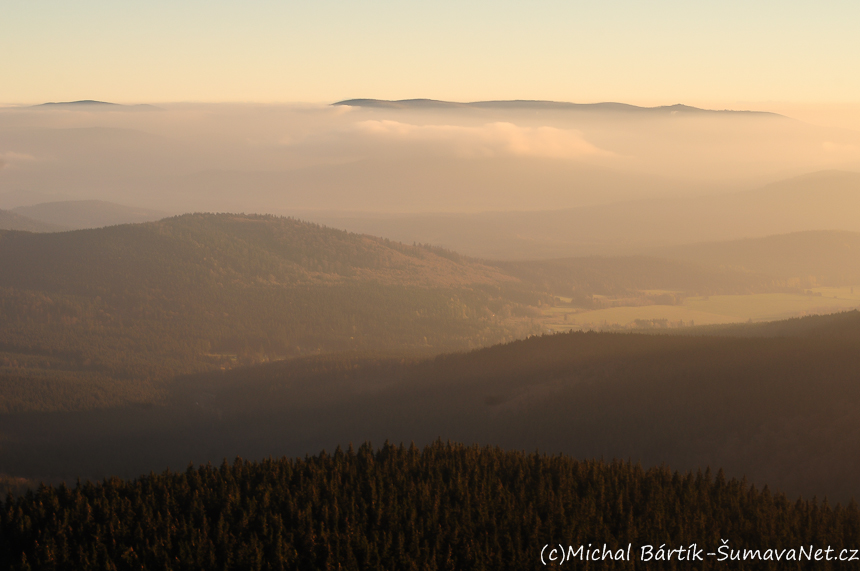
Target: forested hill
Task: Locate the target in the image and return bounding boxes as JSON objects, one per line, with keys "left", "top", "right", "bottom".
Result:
{"left": 149, "top": 311, "right": 860, "bottom": 501}
{"left": 1, "top": 213, "right": 852, "bottom": 414}
{"left": 2, "top": 443, "right": 857, "bottom": 570}
{"left": 7, "top": 312, "right": 860, "bottom": 502}
{"left": 0, "top": 212, "right": 514, "bottom": 292}
{"left": 0, "top": 214, "right": 546, "bottom": 411}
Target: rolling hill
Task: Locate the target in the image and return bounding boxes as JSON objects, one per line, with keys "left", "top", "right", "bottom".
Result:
{"left": 0, "top": 213, "right": 549, "bottom": 411}
{"left": 2, "top": 213, "right": 856, "bottom": 414}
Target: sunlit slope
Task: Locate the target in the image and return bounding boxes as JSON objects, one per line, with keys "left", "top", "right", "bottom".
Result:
{"left": 495, "top": 238, "right": 860, "bottom": 330}
{"left": 547, "top": 292, "right": 860, "bottom": 331}
{"left": 0, "top": 213, "right": 518, "bottom": 292}
{"left": 0, "top": 214, "right": 544, "bottom": 409}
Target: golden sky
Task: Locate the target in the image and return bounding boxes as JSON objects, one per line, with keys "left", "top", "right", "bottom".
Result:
{"left": 2, "top": 1, "right": 859, "bottom": 107}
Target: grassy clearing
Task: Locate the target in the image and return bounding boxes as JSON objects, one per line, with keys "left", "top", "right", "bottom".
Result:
{"left": 810, "top": 285, "right": 860, "bottom": 301}
{"left": 539, "top": 287, "right": 860, "bottom": 332}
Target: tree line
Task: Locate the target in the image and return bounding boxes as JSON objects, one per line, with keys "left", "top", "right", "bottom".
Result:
{"left": 2, "top": 442, "right": 858, "bottom": 570}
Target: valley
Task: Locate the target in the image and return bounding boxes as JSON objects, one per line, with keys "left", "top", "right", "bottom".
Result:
{"left": 6, "top": 1, "right": 860, "bottom": 566}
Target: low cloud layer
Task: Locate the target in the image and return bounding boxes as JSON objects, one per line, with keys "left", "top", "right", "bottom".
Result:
{"left": 351, "top": 120, "right": 611, "bottom": 160}
{"left": 2, "top": 102, "right": 860, "bottom": 214}
{"left": 0, "top": 152, "right": 36, "bottom": 170}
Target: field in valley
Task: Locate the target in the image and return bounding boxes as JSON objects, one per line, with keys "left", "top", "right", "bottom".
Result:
{"left": 540, "top": 286, "right": 860, "bottom": 331}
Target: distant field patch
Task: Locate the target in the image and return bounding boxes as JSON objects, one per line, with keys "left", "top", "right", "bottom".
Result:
{"left": 541, "top": 288, "right": 860, "bottom": 331}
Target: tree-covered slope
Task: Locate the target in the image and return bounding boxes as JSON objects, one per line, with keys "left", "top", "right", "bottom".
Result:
{"left": 167, "top": 311, "right": 860, "bottom": 499}
{"left": 2, "top": 443, "right": 858, "bottom": 571}
{"left": 0, "top": 212, "right": 517, "bottom": 293}
{"left": 0, "top": 213, "right": 544, "bottom": 410}
{"left": 2, "top": 213, "right": 854, "bottom": 415}
{"left": 4, "top": 312, "right": 860, "bottom": 502}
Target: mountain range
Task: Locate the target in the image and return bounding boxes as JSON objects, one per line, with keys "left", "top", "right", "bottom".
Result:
{"left": 32, "top": 100, "right": 162, "bottom": 111}
{"left": 334, "top": 98, "right": 783, "bottom": 116}
{"left": 0, "top": 209, "right": 67, "bottom": 232}
{"left": 11, "top": 199, "right": 169, "bottom": 230}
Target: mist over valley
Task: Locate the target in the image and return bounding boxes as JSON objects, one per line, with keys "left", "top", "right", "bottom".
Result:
{"left": 2, "top": 98, "right": 860, "bottom": 568}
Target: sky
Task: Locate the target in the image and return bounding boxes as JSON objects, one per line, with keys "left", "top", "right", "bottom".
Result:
{"left": 2, "top": 1, "right": 860, "bottom": 107}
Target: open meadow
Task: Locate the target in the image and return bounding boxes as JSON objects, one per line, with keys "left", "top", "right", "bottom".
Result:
{"left": 540, "top": 287, "right": 860, "bottom": 331}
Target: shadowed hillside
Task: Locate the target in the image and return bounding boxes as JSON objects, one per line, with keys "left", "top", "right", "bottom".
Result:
{"left": 3, "top": 311, "right": 860, "bottom": 503}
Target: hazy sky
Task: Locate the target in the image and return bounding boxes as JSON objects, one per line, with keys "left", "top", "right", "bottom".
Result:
{"left": 2, "top": 1, "right": 859, "bottom": 106}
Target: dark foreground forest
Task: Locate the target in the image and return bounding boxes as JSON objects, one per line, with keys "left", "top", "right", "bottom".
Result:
{"left": 3, "top": 442, "right": 859, "bottom": 571}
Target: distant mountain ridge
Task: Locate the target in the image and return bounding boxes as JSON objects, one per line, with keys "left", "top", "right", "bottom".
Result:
{"left": 316, "top": 170, "right": 860, "bottom": 259}
{"left": 12, "top": 200, "right": 170, "bottom": 230}
{"left": 37, "top": 100, "right": 118, "bottom": 107}
{"left": 32, "top": 100, "right": 161, "bottom": 111}
{"left": 334, "top": 98, "right": 782, "bottom": 116}
{"left": 0, "top": 209, "right": 68, "bottom": 232}
{"left": 661, "top": 229, "right": 860, "bottom": 285}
